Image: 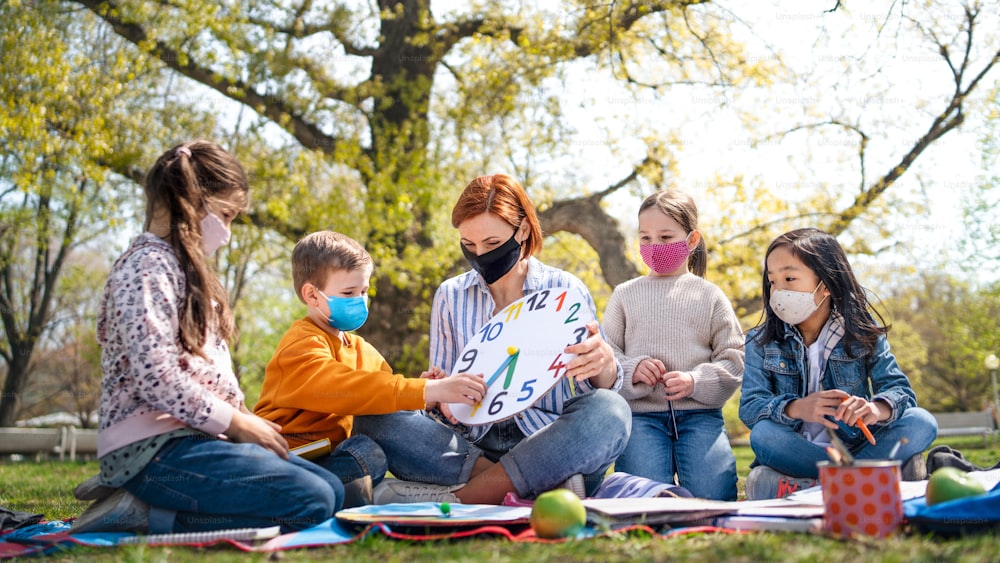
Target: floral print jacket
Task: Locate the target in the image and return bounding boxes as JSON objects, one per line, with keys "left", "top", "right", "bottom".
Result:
{"left": 96, "top": 233, "right": 241, "bottom": 456}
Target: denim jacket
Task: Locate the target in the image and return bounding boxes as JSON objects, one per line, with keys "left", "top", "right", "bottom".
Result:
{"left": 739, "top": 322, "right": 916, "bottom": 439}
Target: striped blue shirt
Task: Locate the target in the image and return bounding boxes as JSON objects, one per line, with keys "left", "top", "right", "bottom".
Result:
{"left": 429, "top": 257, "right": 623, "bottom": 443}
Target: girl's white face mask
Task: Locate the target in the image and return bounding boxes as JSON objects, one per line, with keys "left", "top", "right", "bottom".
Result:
{"left": 200, "top": 210, "right": 231, "bottom": 255}
{"left": 769, "top": 282, "right": 827, "bottom": 325}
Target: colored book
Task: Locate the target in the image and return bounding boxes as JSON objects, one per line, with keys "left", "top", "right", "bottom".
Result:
{"left": 290, "top": 438, "right": 332, "bottom": 461}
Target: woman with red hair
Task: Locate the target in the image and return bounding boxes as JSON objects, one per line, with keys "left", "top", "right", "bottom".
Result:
{"left": 354, "top": 173, "right": 631, "bottom": 504}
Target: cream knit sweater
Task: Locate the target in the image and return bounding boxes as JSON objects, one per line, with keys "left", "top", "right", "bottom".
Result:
{"left": 601, "top": 273, "right": 744, "bottom": 414}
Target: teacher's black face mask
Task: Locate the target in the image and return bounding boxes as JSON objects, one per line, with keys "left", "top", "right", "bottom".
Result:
{"left": 461, "top": 231, "right": 522, "bottom": 284}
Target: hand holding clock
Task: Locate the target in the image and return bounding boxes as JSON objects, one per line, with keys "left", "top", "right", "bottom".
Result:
{"left": 422, "top": 368, "right": 486, "bottom": 409}
{"left": 563, "top": 320, "right": 618, "bottom": 389}
{"left": 421, "top": 367, "right": 472, "bottom": 424}
{"left": 444, "top": 287, "right": 614, "bottom": 425}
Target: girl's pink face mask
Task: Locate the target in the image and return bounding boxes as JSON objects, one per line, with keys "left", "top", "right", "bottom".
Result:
{"left": 640, "top": 235, "right": 691, "bottom": 274}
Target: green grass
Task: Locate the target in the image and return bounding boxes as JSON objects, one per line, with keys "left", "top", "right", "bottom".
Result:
{"left": 2, "top": 437, "right": 998, "bottom": 561}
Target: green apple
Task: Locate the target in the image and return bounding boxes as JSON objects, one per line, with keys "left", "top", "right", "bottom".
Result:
{"left": 925, "top": 467, "right": 987, "bottom": 506}
{"left": 530, "top": 489, "right": 587, "bottom": 538}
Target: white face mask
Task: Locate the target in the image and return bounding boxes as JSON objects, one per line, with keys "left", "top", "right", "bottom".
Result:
{"left": 200, "top": 210, "right": 231, "bottom": 255}
{"left": 769, "top": 282, "right": 827, "bottom": 325}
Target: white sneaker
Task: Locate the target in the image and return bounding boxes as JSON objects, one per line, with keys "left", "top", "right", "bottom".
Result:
{"left": 745, "top": 465, "right": 817, "bottom": 500}
{"left": 558, "top": 474, "right": 586, "bottom": 499}
{"left": 372, "top": 478, "right": 462, "bottom": 504}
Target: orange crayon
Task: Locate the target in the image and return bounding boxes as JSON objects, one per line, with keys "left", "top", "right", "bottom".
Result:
{"left": 841, "top": 396, "right": 876, "bottom": 446}
{"left": 856, "top": 419, "right": 876, "bottom": 446}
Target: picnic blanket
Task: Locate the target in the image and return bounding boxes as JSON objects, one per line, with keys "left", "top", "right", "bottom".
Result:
{"left": 904, "top": 479, "right": 1000, "bottom": 536}
{"left": 0, "top": 503, "right": 740, "bottom": 559}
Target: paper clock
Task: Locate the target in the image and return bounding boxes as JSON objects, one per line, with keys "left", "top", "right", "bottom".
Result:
{"left": 446, "top": 286, "right": 596, "bottom": 425}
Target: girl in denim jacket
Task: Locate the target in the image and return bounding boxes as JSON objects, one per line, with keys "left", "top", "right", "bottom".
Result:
{"left": 739, "top": 228, "right": 937, "bottom": 490}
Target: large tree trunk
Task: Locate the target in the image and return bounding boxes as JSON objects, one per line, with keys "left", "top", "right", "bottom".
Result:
{"left": 0, "top": 353, "right": 31, "bottom": 427}
{"left": 358, "top": 1, "right": 449, "bottom": 372}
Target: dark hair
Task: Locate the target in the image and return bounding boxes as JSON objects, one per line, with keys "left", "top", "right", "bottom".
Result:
{"left": 755, "top": 227, "right": 888, "bottom": 356}
{"left": 292, "top": 231, "right": 373, "bottom": 303}
{"left": 451, "top": 174, "right": 543, "bottom": 257}
{"left": 638, "top": 190, "right": 707, "bottom": 277}
{"left": 143, "top": 140, "right": 249, "bottom": 355}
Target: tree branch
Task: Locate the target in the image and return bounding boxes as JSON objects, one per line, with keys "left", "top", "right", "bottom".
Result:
{"left": 75, "top": 0, "right": 343, "bottom": 154}
{"left": 828, "top": 7, "right": 1000, "bottom": 235}
{"left": 539, "top": 157, "right": 654, "bottom": 287}
{"left": 437, "top": 17, "right": 492, "bottom": 53}
{"left": 716, "top": 212, "right": 838, "bottom": 246}
{"left": 245, "top": 9, "right": 380, "bottom": 57}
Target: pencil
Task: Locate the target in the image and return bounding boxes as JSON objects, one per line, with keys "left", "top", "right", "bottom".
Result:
{"left": 887, "top": 437, "right": 909, "bottom": 459}
{"left": 667, "top": 400, "right": 678, "bottom": 439}
{"left": 840, "top": 396, "right": 876, "bottom": 446}
{"left": 825, "top": 428, "right": 855, "bottom": 465}
{"left": 856, "top": 419, "right": 876, "bottom": 446}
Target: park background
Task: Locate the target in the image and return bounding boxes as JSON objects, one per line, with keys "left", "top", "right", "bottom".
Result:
{"left": 1, "top": 0, "right": 999, "bottom": 440}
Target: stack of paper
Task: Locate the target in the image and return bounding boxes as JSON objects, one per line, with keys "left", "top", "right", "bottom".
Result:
{"left": 581, "top": 496, "right": 825, "bottom": 532}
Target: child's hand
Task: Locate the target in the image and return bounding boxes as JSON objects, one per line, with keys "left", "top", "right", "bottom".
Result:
{"left": 634, "top": 358, "right": 665, "bottom": 387}
{"left": 225, "top": 410, "right": 290, "bottom": 459}
{"left": 785, "top": 389, "right": 849, "bottom": 427}
{"left": 662, "top": 371, "right": 694, "bottom": 400}
{"left": 421, "top": 366, "right": 448, "bottom": 380}
{"left": 836, "top": 395, "right": 885, "bottom": 426}
{"left": 425, "top": 373, "right": 487, "bottom": 407}
{"left": 421, "top": 367, "right": 450, "bottom": 409}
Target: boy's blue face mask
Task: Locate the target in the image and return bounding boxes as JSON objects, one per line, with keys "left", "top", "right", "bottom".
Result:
{"left": 318, "top": 291, "right": 369, "bottom": 332}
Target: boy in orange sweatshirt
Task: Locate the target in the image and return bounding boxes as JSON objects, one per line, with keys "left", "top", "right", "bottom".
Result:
{"left": 254, "top": 231, "right": 487, "bottom": 506}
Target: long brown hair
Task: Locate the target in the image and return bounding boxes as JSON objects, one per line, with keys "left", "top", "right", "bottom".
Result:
{"left": 755, "top": 227, "right": 888, "bottom": 357}
{"left": 451, "top": 174, "right": 543, "bottom": 257}
{"left": 143, "top": 140, "right": 248, "bottom": 355}
{"left": 638, "top": 190, "right": 707, "bottom": 277}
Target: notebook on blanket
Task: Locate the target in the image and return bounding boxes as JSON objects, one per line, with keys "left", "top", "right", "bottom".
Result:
{"left": 335, "top": 503, "right": 532, "bottom": 533}
{"left": 582, "top": 497, "right": 824, "bottom": 527}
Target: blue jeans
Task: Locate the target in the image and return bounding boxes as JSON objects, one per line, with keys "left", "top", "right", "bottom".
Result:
{"left": 353, "top": 389, "right": 631, "bottom": 498}
{"left": 309, "top": 434, "right": 387, "bottom": 486}
{"left": 614, "top": 409, "right": 737, "bottom": 501}
{"left": 749, "top": 407, "right": 938, "bottom": 478}
{"left": 123, "top": 436, "right": 343, "bottom": 533}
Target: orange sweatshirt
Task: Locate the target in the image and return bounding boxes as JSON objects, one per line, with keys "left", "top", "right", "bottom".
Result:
{"left": 254, "top": 317, "right": 427, "bottom": 448}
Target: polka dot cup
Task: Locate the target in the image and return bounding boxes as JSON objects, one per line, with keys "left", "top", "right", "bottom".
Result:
{"left": 818, "top": 460, "right": 903, "bottom": 538}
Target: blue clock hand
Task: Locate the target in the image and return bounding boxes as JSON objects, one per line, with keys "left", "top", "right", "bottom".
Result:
{"left": 483, "top": 347, "right": 519, "bottom": 389}
{"left": 471, "top": 347, "right": 519, "bottom": 417}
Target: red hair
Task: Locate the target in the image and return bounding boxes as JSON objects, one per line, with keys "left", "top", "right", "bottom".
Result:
{"left": 451, "top": 174, "right": 543, "bottom": 257}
